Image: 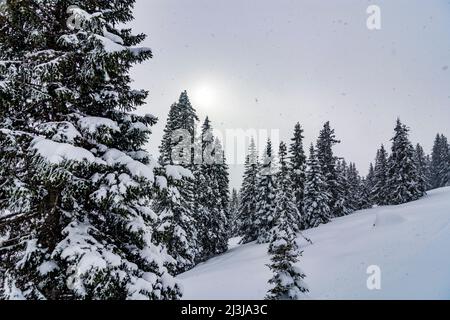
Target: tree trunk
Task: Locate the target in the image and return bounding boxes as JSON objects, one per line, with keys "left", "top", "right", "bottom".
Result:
{"left": 39, "top": 188, "right": 61, "bottom": 251}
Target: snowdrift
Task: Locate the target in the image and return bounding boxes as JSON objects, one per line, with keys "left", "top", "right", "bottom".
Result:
{"left": 178, "top": 187, "right": 450, "bottom": 300}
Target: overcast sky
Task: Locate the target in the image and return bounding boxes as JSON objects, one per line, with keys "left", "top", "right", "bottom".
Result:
{"left": 129, "top": 0, "right": 450, "bottom": 189}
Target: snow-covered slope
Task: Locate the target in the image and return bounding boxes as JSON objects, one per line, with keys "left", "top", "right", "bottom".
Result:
{"left": 178, "top": 187, "right": 450, "bottom": 300}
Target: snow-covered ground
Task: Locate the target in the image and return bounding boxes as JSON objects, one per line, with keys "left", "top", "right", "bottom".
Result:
{"left": 178, "top": 187, "right": 450, "bottom": 300}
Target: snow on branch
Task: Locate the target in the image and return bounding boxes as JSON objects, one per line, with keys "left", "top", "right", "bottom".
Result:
{"left": 102, "top": 149, "right": 156, "bottom": 182}
{"left": 0, "top": 60, "right": 21, "bottom": 66}
{"left": 31, "top": 137, "right": 102, "bottom": 165}
{"left": 66, "top": 5, "right": 102, "bottom": 31}
{"left": 78, "top": 116, "right": 120, "bottom": 134}
{"left": 165, "top": 165, "right": 194, "bottom": 181}
{"left": 94, "top": 34, "right": 151, "bottom": 56}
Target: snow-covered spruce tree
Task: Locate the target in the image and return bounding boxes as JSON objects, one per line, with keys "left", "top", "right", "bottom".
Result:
{"left": 255, "top": 139, "right": 278, "bottom": 244}
{"left": 346, "top": 163, "right": 360, "bottom": 212}
{"left": 424, "top": 154, "right": 433, "bottom": 191}
{"left": 153, "top": 92, "right": 201, "bottom": 274}
{"left": 194, "top": 118, "right": 229, "bottom": 260}
{"left": 289, "top": 123, "right": 307, "bottom": 229}
{"left": 159, "top": 91, "right": 199, "bottom": 166}
{"left": 346, "top": 162, "right": 370, "bottom": 211}
{"left": 238, "top": 139, "right": 260, "bottom": 244}
{"left": 208, "top": 137, "right": 231, "bottom": 244}
{"left": 152, "top": 169, "right": 197, "bottom": 274}
{"left": 441, "top": 135, "right": 450, "bottom": 187}
{"left": 439, "top": 134, "right": 450, "bottom": 187}
{"left": 265, "top": 224, "right": 308, "bottom": 300}
{"left": 228, "top": 189, "right": 240, "bottom": 237}
{"left": 429, "top": 134, "right": 442, "bottom": 189}
{"left": 413, "top": 143, "right": 430, "bottom": 195}
{"left": 266, "top": 143, "right": 308, "bottom": 300}
{"left": 367, "top": 163, "right": 375, "bottom": 185}
{"left": 371, "top": 145, "right": 389, "bottom": 206}
{"left": 316, "top": 122, "right": 342, "bottom": 217}
{"left": 303, "top": 145, "right": 331, "bottom": 228}
{"left": 273, "top": 142, "right": 301, "bottom": 233}
{"left": 214, "top": 138, "right": 231, "bottom": 225}
{"left": 365, "top": 163, "right": 376, "bottom": 199}
{"left": 430, "top": 134, "right": 450, "bottom": 189}
{"left": 386, "top": 119, "right": 425, "bottom": 205}
{"left": 358, "top": 177, "right": 373, "bottom": 210}
{"left": 334, "top": 159, "right": 353, "bottom": 216}
{"left": 0, "top": 1, "right": 181, "bottom": 299}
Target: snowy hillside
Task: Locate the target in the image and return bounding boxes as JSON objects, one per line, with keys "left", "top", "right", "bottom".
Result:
{"left": 178, "top": 187, "right": 450, "bottom": 300}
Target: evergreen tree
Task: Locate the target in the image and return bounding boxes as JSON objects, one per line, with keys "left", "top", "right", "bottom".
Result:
{"left": 211, "top": 137, "right": 230, "bottom": 247}
{"left": 430, "top": 134, "right": 450, "bottom": 189}
{"left": 334, "top": 160, "right": 352, "bottom": 216}
{"left": 274, "top": 142, "right": 301, "bottom": 233}
{"left": 371, "top": 145, "right": 389, "bottom": 206}
{"left": 288, "top": 123, "right": 307, "bottom": 229}
{"left": 347, "top": 163, "right": 370, "bottom": 211}
{"left": 386, "top": 119, "right": 425, "bottom": 205}
{"left": 238, "top": 139, "right": 260, "bottom": 244}
{"left": 265, "top": 144, "right": 308, "bottom": 300}
{"left": 265, "top": 221, "right": 308, "bottom": 300}
{"left": 255, "top": 139, "right": 278, "bottom": 244}
{"left": 228, "top": 189, "right": 240, "bottom": 237}
{"left": 365, "top": 163, "right": 376, "bottom": 207}
{"left": 153, "top": 169, "right": 198, "bottom": 274}
{"left": 159, "top": 91, "right": 199, "bottom": 166}
{"left": 316, "top": 122, "right": 341, "bottom": 217}
{"left": 194, "top": 118, "right": 228, "bottom": 259}
{"left": 366, "top": 163, "right": 376, "bottom": 194}
{"left": 214, "top": 138, "right": 230, "bottom": 221}
{"left": 347, "top": 163, "right": 360, "bottom": 211}
{"left": 154, "top": 92, "right": 200, "bottom": 274}
{"left": 443, "top": 135, "right": 450, "bottom": 187}
{"left": 358, "top": 177, "right": 373, "bottom": 210}
{"left": 442, "top": 135, "right": 450, "bottom": 187}
{"left": 430, "top": 134, "right": 442, "bottom": 189}
{"left": 303, "top": 145, "right": 331, "bottom": 228}
{"left": 424, "top": 154, "right": 433, "bottom": 191}
{"left": 0, "top": 1, "right": 180, "bottom": 299}
{"left": 413, "top": 143, "right": 430, "bottom": 195}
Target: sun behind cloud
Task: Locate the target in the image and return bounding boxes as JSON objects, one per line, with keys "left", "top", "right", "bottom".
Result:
{"left": 192, "top": 82, "right": 218, "bottom": 109}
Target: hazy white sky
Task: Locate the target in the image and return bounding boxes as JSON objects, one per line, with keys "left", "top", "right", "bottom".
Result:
{"left": 129, "top": 0, "right": 450, "bottom": 189}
